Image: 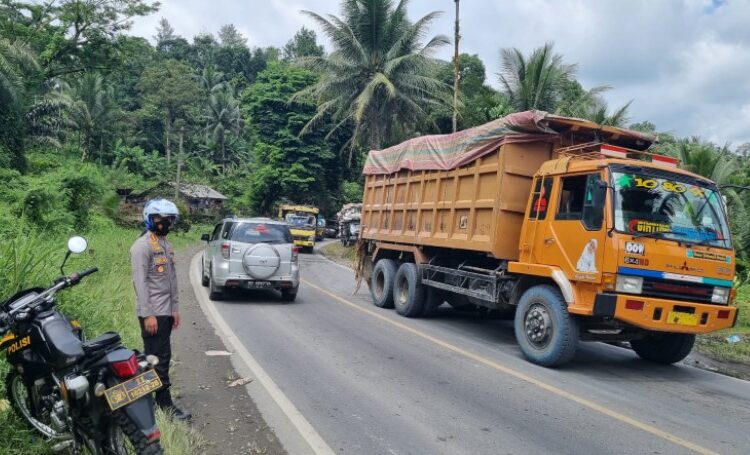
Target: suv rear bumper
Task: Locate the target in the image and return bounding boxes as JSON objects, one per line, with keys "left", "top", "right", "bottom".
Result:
{"left": 213, "top": 265, "right": 300, "bottom": 289}
{"left": 593, "top": 293, "right": 737, "bottom": 334}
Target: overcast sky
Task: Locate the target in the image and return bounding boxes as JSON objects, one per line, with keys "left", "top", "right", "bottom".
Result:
{"left": 129, "top": 0, "right": 750, "bottom": 147}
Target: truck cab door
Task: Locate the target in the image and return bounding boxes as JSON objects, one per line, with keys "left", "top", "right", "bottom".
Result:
{"left": 541, "top": 173, "right": 607, "bottom": 282}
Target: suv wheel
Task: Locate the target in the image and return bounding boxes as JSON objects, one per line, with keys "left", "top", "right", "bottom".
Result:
{"left": 281, "top": 287, "right": 298, "bottom": 302}
{"left": 201, "top": 261, "right": 209, "bottom": 287}
{"left": 208, "top": 267, "right": 223, "bottom": 301}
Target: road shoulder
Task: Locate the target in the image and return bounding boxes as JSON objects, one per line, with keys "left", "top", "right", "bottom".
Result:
{"left": 172, "top": 246, "right": 286, "bottom": 455}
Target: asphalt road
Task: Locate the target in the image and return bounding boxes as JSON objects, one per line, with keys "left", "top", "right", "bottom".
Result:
{"left": 192, "top": 246, "right": 750, "bottom": 455}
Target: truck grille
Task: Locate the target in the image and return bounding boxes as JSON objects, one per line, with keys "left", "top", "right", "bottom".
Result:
{"left": 641, "top": 277, "right": 716, "bottom": 304}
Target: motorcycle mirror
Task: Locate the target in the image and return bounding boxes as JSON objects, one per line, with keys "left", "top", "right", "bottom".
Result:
{"left": 68, "top": 236, "right": 88, "bottom": 254}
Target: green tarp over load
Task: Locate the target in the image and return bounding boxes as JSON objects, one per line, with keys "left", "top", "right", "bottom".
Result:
{"left": 362, "top": 110, "right": 654, "bottom": 175}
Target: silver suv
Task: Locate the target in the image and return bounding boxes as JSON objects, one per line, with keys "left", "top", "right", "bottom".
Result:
{"left": 201, "top": 218, "right": 300, "bottom": 301}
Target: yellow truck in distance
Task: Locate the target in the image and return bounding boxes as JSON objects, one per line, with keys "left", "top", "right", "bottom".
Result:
{"left": 279, "top": 205, "right": 319, "bottom": 253}
{"left": 359, "top": 111, "right": 738, "bottom": 366}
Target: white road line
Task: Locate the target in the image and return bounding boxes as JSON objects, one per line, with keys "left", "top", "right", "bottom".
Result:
{"left": 189, "top": 253, "right": 335, "bottom": 455}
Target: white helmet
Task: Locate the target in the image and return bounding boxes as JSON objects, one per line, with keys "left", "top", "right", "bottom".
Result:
{"left": 143, "top": 198, "right": 179, "bottom": 230}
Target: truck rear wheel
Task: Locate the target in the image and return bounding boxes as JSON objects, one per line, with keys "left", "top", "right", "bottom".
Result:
{"left": 630, "top": 332, "right": 695, "bottom": 364}
{"left": 514, "top": 285, "right": 578, "bottom": 367}
{"left": 393, "top": 263, "right": 425, "bottom": 317}
{"left": 370, "top": 259, "right": 398, "bottom": 308}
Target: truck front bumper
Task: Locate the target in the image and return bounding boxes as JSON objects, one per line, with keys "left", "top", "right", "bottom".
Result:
{"left": 293, "top": 240, "right": 314, "bottom": 248}
{"left": 593, "top": 293, "right": 738, "bottom": 334}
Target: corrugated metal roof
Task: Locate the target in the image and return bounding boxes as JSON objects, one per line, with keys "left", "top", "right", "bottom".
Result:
{"left": 170, "top": 182, "right": 227, "bottom": 200}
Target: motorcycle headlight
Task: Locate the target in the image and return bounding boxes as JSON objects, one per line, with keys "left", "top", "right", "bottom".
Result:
{"left": 712, "top": 287, "right": 729, "bottom": 304}
{"left": 616, "top": 275, "right": 643, "bottom": 294}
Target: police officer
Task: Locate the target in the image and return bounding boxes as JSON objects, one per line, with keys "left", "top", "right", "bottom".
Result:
{"left": 130, "top": 199, "right": 191, "bottom": 421}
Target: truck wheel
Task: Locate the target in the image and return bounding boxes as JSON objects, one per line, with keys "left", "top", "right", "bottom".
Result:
{"left": 370, "top": 259, "right": 398, "bottom": 308}
{"left": 393, "top": 263, "right": 425, "bottom": 317}
{"left": 630, "top": 332, "right": 695, "bottom": 364}
{"left": 514, "top": 285, "right": 578, "bottom": 367}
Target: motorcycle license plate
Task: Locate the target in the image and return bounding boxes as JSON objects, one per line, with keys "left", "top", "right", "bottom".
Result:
{"left": 104, "top": 369, "right": 162, "bottom": 411}
{"left": 667, "top": 311, "right": 698, "bottom": 327}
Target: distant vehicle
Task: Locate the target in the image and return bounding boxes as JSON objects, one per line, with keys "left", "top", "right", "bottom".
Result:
{"left": 201, "top": 218, "right": 300, "bottom": 302}
{"left": 316, "top": 216, "right": 326, "bottom": 241}
{"left": 337, "top": 203, "right": 362, "bottom": 247}
{"left": 278, "top": 205, "right": 319, "bottom": 253}
{"left": 325, "top": 221, "right": 339, "bottom": 239}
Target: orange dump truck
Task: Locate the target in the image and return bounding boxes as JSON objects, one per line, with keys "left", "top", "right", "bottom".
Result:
{"left": 359, "top": 110, "right": 738, "bottom": 366}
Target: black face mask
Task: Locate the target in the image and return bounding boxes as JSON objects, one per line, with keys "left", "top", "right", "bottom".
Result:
{"left": 151, "top": 218, "right": 172, "bottom": 236}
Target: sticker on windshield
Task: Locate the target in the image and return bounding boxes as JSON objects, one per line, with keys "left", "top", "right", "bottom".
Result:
{"left": 576, "top": 239, "right": 598, "bottom": 273}
{"left": 628, "top": 219, "right": 670, "bottom": 234}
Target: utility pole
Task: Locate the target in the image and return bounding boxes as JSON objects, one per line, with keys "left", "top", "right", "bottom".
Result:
{"left": 175, "top": 126, "right": 184, "bottom": 201}
{"left": 452, "top": 0, "right": 460, "bottom": 133}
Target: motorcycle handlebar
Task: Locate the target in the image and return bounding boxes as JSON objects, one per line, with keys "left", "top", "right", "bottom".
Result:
{"left": 75, "top": 267, "right": 99, "bottom": 280}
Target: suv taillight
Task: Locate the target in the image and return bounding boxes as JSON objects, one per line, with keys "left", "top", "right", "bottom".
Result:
{"left": 221, "top": 242, "right": 230, "bottom": 259}
{"left": 292, "top": 246, "right": 299, "bottom": 262}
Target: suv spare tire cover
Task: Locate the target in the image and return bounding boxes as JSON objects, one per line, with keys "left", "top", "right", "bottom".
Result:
{"left": 243, "top": 244, "right": 281, "bottom": 279}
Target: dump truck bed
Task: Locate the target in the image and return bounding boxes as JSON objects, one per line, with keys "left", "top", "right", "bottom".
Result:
{"left": 362, "top": 141, "right": 555, "bottom": 260}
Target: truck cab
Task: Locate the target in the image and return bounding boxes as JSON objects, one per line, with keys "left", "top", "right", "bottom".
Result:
{"left": 510, "top": 145, "right": 736, "bottom": 363}
{"left": 278, "top": 205, "right": 320, "bottom": 253}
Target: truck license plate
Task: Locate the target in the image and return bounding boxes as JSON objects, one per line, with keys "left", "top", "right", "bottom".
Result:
{"left": 667, "top": 311, "right": 698, "bottom": 326}
{"left": 104, "top": 369, "right": 162, "bottom": 411}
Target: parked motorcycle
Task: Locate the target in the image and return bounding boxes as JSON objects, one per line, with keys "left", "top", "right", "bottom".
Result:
{"left": 0, "top": 236, "right": 163, "bottom": 454}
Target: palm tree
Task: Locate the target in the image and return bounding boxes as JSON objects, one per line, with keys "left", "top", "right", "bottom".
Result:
{"left": 498, "top": 42, "right": 576, "bottom": 112}
{"left": 677, "top": 138, "right": 737, "bottom": 185}
{"left": 296, "top": 0, "right": 452, "bottom": 154}
{"left": 199, "top": 65, "right": 225, "bottom": 95}
{"left": 204, "top": 86, "right": 243, "bottom": 174}
{"left": 1, "top": 39, "right": 68, "bottom": 167}
{"left": 67, "top": 73, "right": 115, "bottom": 161}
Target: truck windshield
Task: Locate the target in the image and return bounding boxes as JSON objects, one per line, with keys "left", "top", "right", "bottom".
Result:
{"left": 611, "top": 167, "right": 731, "bottom": 248}
{"left": 286, "top": 215, "right": 315, "bottom": 228}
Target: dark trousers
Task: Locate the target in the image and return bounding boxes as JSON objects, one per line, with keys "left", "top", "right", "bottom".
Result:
{"left": 139, "top": 316, "right": 173, "bottom": 407}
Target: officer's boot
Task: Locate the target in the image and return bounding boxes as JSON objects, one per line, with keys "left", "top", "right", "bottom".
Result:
{"left": 155, "top": 388, "right": 192, "bottom": 421}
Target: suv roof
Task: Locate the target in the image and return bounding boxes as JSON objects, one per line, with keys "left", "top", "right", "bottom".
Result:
{"left": 222, "top": 217, "right": 287, "bottom": 225}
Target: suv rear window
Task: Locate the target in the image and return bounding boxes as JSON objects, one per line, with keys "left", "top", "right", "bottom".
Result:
{"left": 230, "top": 223, "right": 292, "bottom": 244}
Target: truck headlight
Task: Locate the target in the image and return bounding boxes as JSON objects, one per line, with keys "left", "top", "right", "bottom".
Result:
{"left": 616, "top": 275, "right": 643, "bottom": 294}
{"left": 712, "top": 287, "right": 729, "bottom": 304}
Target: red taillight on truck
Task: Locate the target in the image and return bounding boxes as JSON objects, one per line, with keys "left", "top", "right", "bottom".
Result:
{"left": 111, "top": 354, "right": 139, "bottom": 378}
{"left": 221, "top": 242, "right": 231, "bottom": 259}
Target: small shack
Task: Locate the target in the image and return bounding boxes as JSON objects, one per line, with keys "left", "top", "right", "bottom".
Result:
{"left": 125, "top": 182, "right": 227, "bottom": 219}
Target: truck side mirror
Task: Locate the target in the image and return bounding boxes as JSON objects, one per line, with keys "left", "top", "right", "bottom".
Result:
{"left": 201, "top": 234, "right": 210, "bottom": 242}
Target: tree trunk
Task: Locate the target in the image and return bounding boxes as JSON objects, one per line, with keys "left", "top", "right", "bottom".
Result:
{"left": 452, "top": 0, "right": 461, "bottom": 133}
{"left": 175, "top": 127, "right": 184, "bottom": 200}
{"left": 165, "top": 114, "right": 172, "bottom": 165}
{"left": 221, "top": 137, "right": 226, "bottom": 175}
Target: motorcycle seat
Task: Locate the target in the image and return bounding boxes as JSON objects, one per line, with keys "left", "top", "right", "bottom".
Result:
{"left": 82, "top": 332, "right": 121, "bottom": 353}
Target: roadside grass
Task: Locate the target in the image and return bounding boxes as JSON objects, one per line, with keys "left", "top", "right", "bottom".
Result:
{"left": 0, "top": 219, "right": 207, "bottom": 454}
{"left": 696, "top": 288, "right": 750, "bottom": 364}
{"left": 319, "top": 241, "right": 356, "bottom": 267}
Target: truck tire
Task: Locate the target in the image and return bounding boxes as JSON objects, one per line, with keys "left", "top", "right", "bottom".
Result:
{"left": 393, "top": 263, "right": 426, "bottom": 317}
{"left": 370, "top": 259, "right": 398, "bottom": 308}
{"left": 630, "top": 332, "right": 695, "bottom": 364}
{"left": 514, "top": 285, "right": 578, "bottom": 367}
